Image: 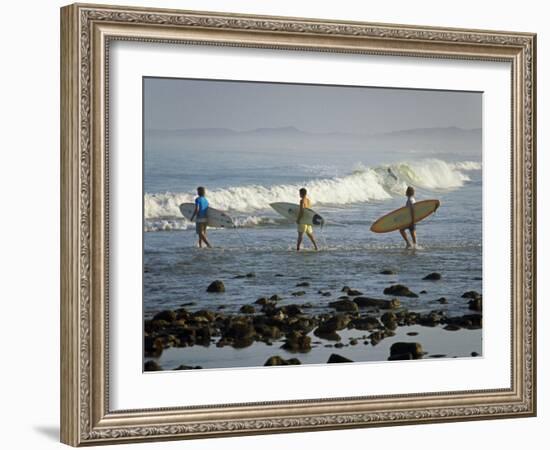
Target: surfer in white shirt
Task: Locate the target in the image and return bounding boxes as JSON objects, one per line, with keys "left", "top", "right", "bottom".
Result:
{"left": 399, "top": 186, "right": 417, "bottom": 249}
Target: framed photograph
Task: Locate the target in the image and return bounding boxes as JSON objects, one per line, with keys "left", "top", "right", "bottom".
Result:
{"left": 60, "top": 3, "right": 536, "bottom": 446}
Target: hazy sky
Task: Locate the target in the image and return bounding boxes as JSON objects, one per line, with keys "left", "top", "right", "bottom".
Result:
{"left": 144, "top": 77, "right": 481, "bottom": 134}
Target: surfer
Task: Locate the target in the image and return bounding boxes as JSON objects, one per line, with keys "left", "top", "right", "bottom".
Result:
{"left": 399, "top": 186, "right": 417, "bottom": 249}
{"left": 296, "top": 188, "right": 319, "bottom": 251}
{"left": 190, "top": 186, "right": 212, "bottom": 248}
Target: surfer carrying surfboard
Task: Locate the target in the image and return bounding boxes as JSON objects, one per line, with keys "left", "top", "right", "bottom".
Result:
{"left": 190, "top": 186, "right": 212, "bottom": 248}
{"left": 296, "top": 188, "right": 319, "bottom": 251}
{"left": 399, "top": 186, "right": 417, "bottom": 249}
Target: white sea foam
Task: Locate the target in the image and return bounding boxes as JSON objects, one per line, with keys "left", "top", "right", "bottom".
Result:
{"left": 144, "top": 159, "right": 479, "bottom": 224}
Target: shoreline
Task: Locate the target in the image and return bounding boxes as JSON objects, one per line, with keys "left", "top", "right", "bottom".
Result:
{"left": 144, "top": 274, "right": 482, "bottom": 371}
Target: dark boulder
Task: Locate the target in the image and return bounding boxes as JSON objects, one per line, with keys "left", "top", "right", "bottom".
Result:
{"left": 292, "top": 291, "right": 306, "bottom": 297}
{"left": 174, "top": 364, "right": 202, "bottom": 370}
{"left": 380, "top": 269, "right": 396, "bottom": 275}
{"left": 354, "top": 296, "right": 401, "bottom": 309}
{"left": 144, "top": 336, "right": 164, "bottom": 357}
{"left": 462, "top": 290, "right": 481, "bottom": 299}
{"left": 351, "top": 316, "right": 381, "bottom": 331}
{"left": 383, "top": 284, "right": 418, "bottom": 298}
{"left": 264, "top": 356, "right": 301, "bottom": 366}
{"left": 328, "top": 299, "right": 359, "bottom": 312}
{"left": 468, "top": 297, "right": 482, "bottom": 312}
{"left": 327, "top": 353, "right": 353, "bottom": 363}
{"left": 281, "top": 331, "right": 311, "bottom": 352}
{"left": 239, "top": 305, "right": 255, "bottom": 314}
{"left": 206, "top": 280, "right": 225, "bottom": 293}
{"left": 390, "top": 342, "right": 423, "bottom": 359}
{"left": 296, "top": 281, "right": 310, "bottom": 287}
{"left": 423, "top": 272, "right": 442, "bottom": 280}
{"left": 152, "top": 310, "right": 176, "bottom": 322}
{"left": 144, "top": 360, "right": 162, "bottom": 371}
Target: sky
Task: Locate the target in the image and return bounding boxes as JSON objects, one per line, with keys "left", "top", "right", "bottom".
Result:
{"left": 144, "top": 77, "right": 482, "bottom": 135}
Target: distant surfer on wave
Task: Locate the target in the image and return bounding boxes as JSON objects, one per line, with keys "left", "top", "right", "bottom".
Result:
{"left": 190, "top": 186, "right": 212, "bottom": 248}
{"left": 399, "top": 186, "right": 417, "bottom": 249}
{"left": 296, "top": 188, "right": 319, "bottom": 252}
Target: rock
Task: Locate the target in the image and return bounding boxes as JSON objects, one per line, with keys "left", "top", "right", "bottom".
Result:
{"left": 328, "top": 299, "right": 359, "bottom": 312}
{"left": 313, "top": 329, "right": 341, "bottom": 341}
{"left": 380, "top": 269, "right": 396, "bottom": 275}
{"left": 468, "top": 297, "right": 482, "bottom": 312}
{"left": 423, "top": 272, "right": 442, "bottom": 280}
{"left": 233, "top": 274, "right": 246, "bottom": 279}
{"left": 275, "top": 274, "right": 284, "bottom": 277}
{"left": 206, "top": 280, "right": 225, "bottom": 293}
{"left": 239, "top": 305, "right": 255, "bottom": 314}
{"left": 462, "top": 290, "right": 481, "bottom": 299}
{"left": 296, "top": 281, "right": 310, "bottom": 287}
{"left": 152, "top": 310, "right": 176, "bottom": 322}
{"left": 194, "top": 327, "right": 212, "bottom": 346}
{"left": 255, "top": 297, "right": 270, "bottom": 305}
{"left": 351, "top": 316, "right": 381, "bottom": 331}
{"left": 282, "top": 304, "right": 303, "bottom": 317}
{"left": 369, "top": 331, "right": 385, "bottom": 346}
{"left": 346, "top": 289, "right": 363, "bottom": 296}
{"left": 316, "top": 314, "right": 351, "bottom": 333}
{"left": 390, "top": 342, "right": 423, "bottom": 359}
{"left": 321, "top": 291, "right": 332, "bottom": 297}
{"left": 349, "top": 338, "right": 358, "bottom": 346}
{"left": 327, "top": 353, "right": 353, "bottom": 363}
{"left": 144, "top": 336, "right": 164, "bottom": 357}
{"left": 174, "top": 364, "right": 202, "bottom": 370}
{"left": 292, "top": 291, "right": 306, "bottom": 297}
{"left": 269, "top": 294, "right": 282, "bottom": 301}
{"left": 264, "top": 356, "right": 301, "bottom": 366}
{"left": 420, "top": 290, "right": 428, "bottom": 294}
{"left": 437, "top": 297, "right": 448, "bottom": 304}
{"left": 406, "top": 332, "right": 419, "bottom": 336}
{"left": 193, "top": 309, "right": 216, "bottom": 322}
{"left": 144, "top": 360, "right": 162, "bottom": 371}
{"left": 281, "top": 331, "right": 311, "bottom": 352}
{"left": 471, "top": 352, "right": 480, "bottom": 357}
{"left": 341, "top": 286, "right": 351, "bottom": 293}
{"left": 354, "top": 297, "right": 400, "bottom": 309}
{"left": 381, "top": 312, "right": 397, "bottom": 325}
{"left": 444, "top": 324, "right": 461, "bottom": 331}
{"left": 255, "top": 324, "right": 282, "bottom": 340}
{"left": 445, "top": 314, "right": 482, "bottom": 329}
{"left": 246, "top": 272, "right": 256, "bottom": 278}
{"left": 419, "top": 311, "right": 445, "bottom": 327}
{"left": 428, "top": 354, "right": 447, "bottom": 358}
{"left": 334, "top": 342, "right": 345, "bottom": 348}
{"left": 383, "top": 284, "right": 418, "bottom": 298}
{"left": 388, "top": 353, "right": 413, "bottom": 361}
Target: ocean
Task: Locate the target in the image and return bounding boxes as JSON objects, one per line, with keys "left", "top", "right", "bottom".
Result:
{"left": 143, "top": 131, "right": 482, "bottom": 369}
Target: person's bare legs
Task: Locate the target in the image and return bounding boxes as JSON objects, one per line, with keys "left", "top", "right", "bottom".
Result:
{"left": 296, "top": 232, "right": 304, "bottom": 251}
{"left": 306, "top": 231, "right": 319, "bottom": 251}
{"left": 410, "top": 229, "right": 417, "bottom": 246}
{"left": 199, "top": 224, "right": 212, "bottom": 248}
{"left": 399, "top": 229, "right": 411, "bottom": 248}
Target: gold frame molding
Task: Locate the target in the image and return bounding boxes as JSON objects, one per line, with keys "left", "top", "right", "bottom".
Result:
{"left": 60, "top": 3, "right": 536, "bottom": 446}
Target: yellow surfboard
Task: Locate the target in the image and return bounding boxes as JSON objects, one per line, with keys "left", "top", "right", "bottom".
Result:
{"left": 370, "top": 199, "right": 440, "bottom": 233}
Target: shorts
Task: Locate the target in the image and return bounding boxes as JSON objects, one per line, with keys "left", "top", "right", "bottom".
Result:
{"left": 195, "top": 218, "right": 207, "bottom": 234}
{"left": 297, "top": 223, "right": 313, "bottom": 234}
{"left": 402, "top": 223, "right": 416, "bottom": 232}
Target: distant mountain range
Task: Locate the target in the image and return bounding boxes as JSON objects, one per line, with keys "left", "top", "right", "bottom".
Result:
{"left": 146, "top": 126, "right": 481, "bottom": 140}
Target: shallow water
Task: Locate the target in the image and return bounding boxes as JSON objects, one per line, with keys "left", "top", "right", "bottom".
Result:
{"left": 143, "top": 142, "right": 482, "bottom": 368}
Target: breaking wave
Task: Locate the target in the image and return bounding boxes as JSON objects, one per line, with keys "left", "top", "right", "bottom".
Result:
{"left": 144, "top": 159, "right": 480, "bottom": 225}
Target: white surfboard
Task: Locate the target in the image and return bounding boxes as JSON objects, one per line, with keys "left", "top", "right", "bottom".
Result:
{"left": 178, "top": 203, "right": 235, "bottom": 228}
{"left": 270, "top": 202, "right": 325, "bottom": 226}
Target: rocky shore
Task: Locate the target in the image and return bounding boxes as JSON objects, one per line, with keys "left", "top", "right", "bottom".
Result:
{"left": 144, "top": 271, "right": 482, "bottom": 371}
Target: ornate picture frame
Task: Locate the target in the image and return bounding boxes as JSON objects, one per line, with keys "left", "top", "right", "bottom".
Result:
{"left": 60, "top": 3, "right": 536, "bottom": 446}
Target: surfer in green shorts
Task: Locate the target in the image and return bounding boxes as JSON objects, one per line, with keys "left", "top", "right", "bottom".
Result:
{"left": 190, "top": 186, "right": 212, "bottom": 248}
{"left": 296, "top": 188, "right": 319, "bottom": 252}
{"left": 399, "top": 186, "right": 417, "bottom": 249}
